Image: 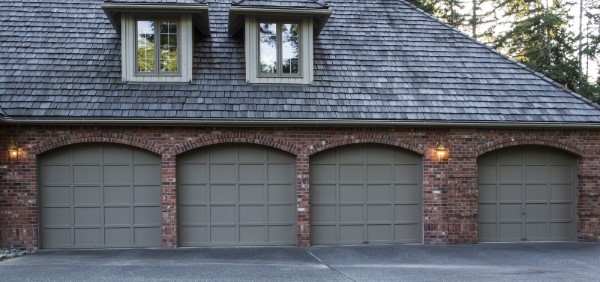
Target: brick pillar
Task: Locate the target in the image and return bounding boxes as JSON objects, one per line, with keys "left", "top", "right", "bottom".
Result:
{"left": 423, "top": 145, "right": 449, "bottom": 244}
{"left": 161, "top": 152, "right": 177, "bottom": 248}
{"left": 296, "top": 153, "right": 310, "bottom": 246}
{"left": 577, "top": 158, "right": 600, "bottom": 241}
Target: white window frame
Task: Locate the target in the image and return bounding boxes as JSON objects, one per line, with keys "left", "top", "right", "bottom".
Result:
{"left": 121, "top": 14, "right": 193, "bottom": 83}
{"left": 245, "top": 16, "right": 314, "bottom": 84}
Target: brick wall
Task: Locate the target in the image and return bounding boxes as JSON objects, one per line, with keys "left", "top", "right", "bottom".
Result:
{"left": 1, "top": 125, "right": 599, "bottom": 249}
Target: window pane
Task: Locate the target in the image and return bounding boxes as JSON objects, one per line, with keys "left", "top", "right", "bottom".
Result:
{"left": 159, "top": 20, "right": 178, "bottom": 72}
{"left": 281, "top": 23, "right": 299, "bottom": 74}
{"left": 259, "top": 22, "right": 277, "bottom": 74}
{"left": 137, "top": 20, "right": 155, "bottom": 72}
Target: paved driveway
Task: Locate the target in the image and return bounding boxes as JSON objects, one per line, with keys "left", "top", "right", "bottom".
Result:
{"left": 1, "top": 243, "right": 599, "bottom": 281}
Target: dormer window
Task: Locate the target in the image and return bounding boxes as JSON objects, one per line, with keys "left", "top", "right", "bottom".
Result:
{"left": 101, "top": 2, "right": 210, "bottom": 83}
{"left": 258, "top": 21, "right": 301, "bottom": 77}
{"left": 229, "top": 4, "right": 331, "bottom": 85}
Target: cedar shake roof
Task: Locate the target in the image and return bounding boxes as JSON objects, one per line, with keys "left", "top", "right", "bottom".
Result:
{"left": 1, "top": 0, "right": 599, "bottom": 124}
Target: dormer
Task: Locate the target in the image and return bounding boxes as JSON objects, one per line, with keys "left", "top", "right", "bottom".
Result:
{"left": 229, "top": 0, "right": 331, "bottom": 84}
{"left": 102, "top": 1, "right": 210, "bottom": 83}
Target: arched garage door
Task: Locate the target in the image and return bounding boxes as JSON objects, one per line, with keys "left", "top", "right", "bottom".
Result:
{"left": 310, "top": 144, "right": 422, "bottom": 245}
{"left": 477, "top": 146, "right": 577, "bottom": 242}
{"left": 178, "top": 144, "right": 296, "bottom": 246}
{"left": 39, "top": 143, "right": 162, "bottom": 248}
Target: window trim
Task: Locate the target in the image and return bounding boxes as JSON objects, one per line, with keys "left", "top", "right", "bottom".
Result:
{"left": 244, "top": 16, "right": 314, "bottom": 84}
{"left": 134, "top": 17, "right": 182, "bottom": 77}
{"left": 256, "top": 20, "right": 303, "bottom": 78}
{"left": 121, "top": 14, "right": 193, "bottom": 83}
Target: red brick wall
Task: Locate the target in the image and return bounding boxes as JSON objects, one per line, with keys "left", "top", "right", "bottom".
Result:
{"left": 1, "top": 125, "right": 599, "bottom": 249}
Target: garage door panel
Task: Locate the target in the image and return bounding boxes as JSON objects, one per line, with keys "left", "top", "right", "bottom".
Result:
{"left": 240, "top": 226, "right": 264, "bottom": 242}
{"left": 367, "top": 185, "right": 391, "bottom": 202}
{"left": 268, "top": 205, "right": 293, "bottom": 223}
{"left": 179, "top": 227, "right": 207, "bottom": 244}
{"left": 72, "top": 146, "right": 102, "bottom": 163}
{"left": 40, "top": 144, "right": 162, "bottom": 249}
{"left": 268, "top": 164, "right": 294, "bottom": 182}
{"left": 368, "top": 205, "right": 391, "bottom": 222}
{"left": 499, "top": 166, "right": 521, "bottom": 182}
{"left": 240, "top": 185, "right": 264, "bottom": 202}
{"left": 43, "top": 229, "right": 71, "bottom": 246}
{"left": 104, "top": 146, "right": 132, "bottom": 163}
{"left": 499, "top": 204, "right": 522, "bottom": 221}
{"left": 240, "top": 206, "right": 265, "bottom": 223}
{"left": 134, "top": 227, "right": 161, "bottom": 246}
{"left": 43, "top": 187, "right": 72, "bottom": 205}
{"left": 340, "top": 206, "right": 364, "bottom": 223}
{"left": 210, "top": 185, "right": 236, "bottom": 203}
{"left": 368, "top": 225, "right": 391, "bottom": 241}
{"left": 44, "top": 208, "right": 71, "bottom": 226}
{"left": 477, "top": 146, "right": 575, "bottom": 242}
{"left": 340, "top": 165, "right": 364, "bottom": 182}
{"left": 211, "top": 206, "right": 236, "bottom": 224}
{"left": 105, "top": 228, "right": 130, "bottom": 245}
{"left": 525, "top": 185, "right": 548, "bottom": 201}
{"left": 269, "top": 226, "right": 294, "bottom": 242}
{"left": 267, "top": 185, "right": 293, "bottom": 202}
{"left": 74, "top": 229, "right": 101, "bottom": 245}
{"left": 367, "top": 165, "right": 392, "bottom": 182}
{"left": 311, "top": 205, "right": 336, "bottom": 223}
{"left": 73, "top": 166, "right": 100, "bottom": 184}
{"left": 311, "top": 165, "right": 336, "bottom": 182}
{"left": 395, "top": 185, "right": 420, "bottom": 202}
{"left": 209, "top": 147, "right": 238, "bottom": 162}
{"left": 210, "top": 165, "right": 236, "bottom": 182}
{"left": 551, "top": 185, "right": 572, "bottom": 201}
{"left": 340, "top": 225, "right": 364, "bottom": 242}
{"left": 525, "top": 166, "right": 547, "bottom": 182}
{"left": 395, "top": 205, "right": 420, "bottom": 222}
{"left": 179, "top": 165, "right": 207, "bottom": 183}
{"left": 105, "top": 207, "right": 131, "bottom": 225}
{"left": 211, "top": 227, "right": 236, "bottom": 243}
{"left": 74, "top": 186, "right": 101, "bottom": 205}
{"left": 42, "top": 166, "right": 71, "bottom": 184}
{"left": 478, "top": 185, "right": 496, "bottom": 202}
{"left": 74, "top": 208, "right": 101, "bottom": 226}
{"left": 311, "top": 144, "right": 422, "bottom": 245}
{"left": 239, "top": 164, "right": 264, "bottom": 181}
{"left": 394, "top": 164, "right": 420, "bottom": 183}
{"left": 179, "top": 206, "right": 207, "bottom": 224}
{"left": 104, "top": 166, "right": 130, "bottom": 184}
{"left": 178, "top": 185, "right": 207, "bottom": 204}
{"left": 239, "top": 148, "right": 267, "bottom": 162}
{"left": 340, "top": 185, "right": 364, "bottom": 202}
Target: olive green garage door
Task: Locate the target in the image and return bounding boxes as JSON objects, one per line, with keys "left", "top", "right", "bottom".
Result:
{"left": 178, "top": 144, "right": 296, "bottom": 246}
{"left": 477, "top": 146, "right": 577, "bottom": 242}
{"left": 310, "top": 144, "right": 422, "bottom": 245}
{"left": 39, "top": 143, "right": 162, "bottom": 248}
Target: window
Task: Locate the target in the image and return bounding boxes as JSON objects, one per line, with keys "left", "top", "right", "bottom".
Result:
{"left": 245, "top": 17, "right": 314, "bottom": 84}
{"left": 121, "top": 14, "right": 193, "bottom": 83}
{"left": 136, "top": 19, "right": 179, "bottom": 75}
{"left": 258, "top": 22, "right": 300, "bottom": 76}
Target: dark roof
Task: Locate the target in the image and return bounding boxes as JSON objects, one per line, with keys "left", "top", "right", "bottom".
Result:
{"left": 1, "top": 0, "right": 600, "bottom": 124}
{"left": 105, "top": 0, "right": 205, "bottom": 3}
{"left": 232, "top": 0, "right": 329, "bottom": 9}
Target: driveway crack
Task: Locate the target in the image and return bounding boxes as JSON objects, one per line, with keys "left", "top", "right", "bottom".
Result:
{"left": 305, "top": 249, "right": 356, "bottom": 282}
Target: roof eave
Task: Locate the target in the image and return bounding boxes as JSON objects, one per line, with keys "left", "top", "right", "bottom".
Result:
{"left": 4, "top": 117, "right": 600, "bottom": 129}
{"left": 101, "top": 3, "right": 210, "bottom": 36}
{"left": 228, "top": 6, "right": 332, "bottom": 37}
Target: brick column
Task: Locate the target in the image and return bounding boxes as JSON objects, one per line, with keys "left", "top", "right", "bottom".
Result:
{"left": 296, "top": 153, "right": 311, "bottom": 246}
{"left": 161, "top": 152, "right": 177, "bottom": 248}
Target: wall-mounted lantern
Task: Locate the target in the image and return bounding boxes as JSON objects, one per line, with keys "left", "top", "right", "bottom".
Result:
{"left": 435, "top": 138, "right": 448, "bottom": 160}
{"left": 8, "top": 138, "right": 19, "bottom": 160}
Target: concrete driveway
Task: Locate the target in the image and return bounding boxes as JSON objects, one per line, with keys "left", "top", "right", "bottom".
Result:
{"left": 1, "top": 243, "right": 599, "bottom": 281}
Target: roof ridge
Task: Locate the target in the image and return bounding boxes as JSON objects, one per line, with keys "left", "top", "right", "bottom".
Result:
{"left": 398, "top": 0, "right": 600, "bottom": 111}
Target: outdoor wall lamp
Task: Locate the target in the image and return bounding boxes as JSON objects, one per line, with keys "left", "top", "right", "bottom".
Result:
{"left": 435, "top": 138, "right": 448, "bottom": 160}
{"left": 8, "top": 138, "right": 19, "bottom": 160}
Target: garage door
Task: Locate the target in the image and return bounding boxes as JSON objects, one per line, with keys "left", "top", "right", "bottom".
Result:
{"left": 477, "top": 146, "right": 576, "bottom": 242}
{"left": 39, "top": 143, "right": 162, "bottom": 248}
{"left": 310, "top": 144, "right": 422, "bottom": 245}
{"left": 178, "top": 144, "right": 296, "bottom": 246}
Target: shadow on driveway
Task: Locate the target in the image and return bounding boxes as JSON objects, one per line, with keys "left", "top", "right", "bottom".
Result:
{"left": 1, "top": 242, "right": 599, "bottom": 281}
